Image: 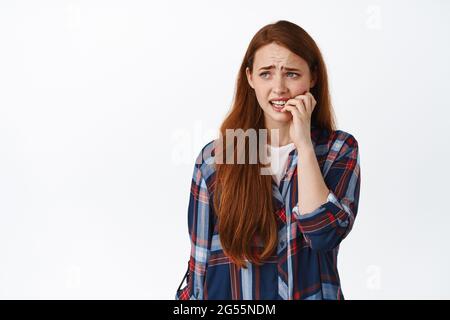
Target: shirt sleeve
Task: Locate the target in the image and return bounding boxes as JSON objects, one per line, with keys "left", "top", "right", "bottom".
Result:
{"left": 292, "top": 134, "right": 361, "bottom": 252}
{"left": 175, "top": 153, "right": 213, "bottom": 300}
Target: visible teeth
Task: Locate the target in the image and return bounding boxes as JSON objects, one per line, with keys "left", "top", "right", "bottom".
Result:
{"left": 271, "top": 101, "right": 286, "bottom": 105}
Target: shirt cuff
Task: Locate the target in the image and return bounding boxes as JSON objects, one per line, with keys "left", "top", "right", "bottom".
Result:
{"left": 292, "top": 189, "right": 349, "bottom": 234}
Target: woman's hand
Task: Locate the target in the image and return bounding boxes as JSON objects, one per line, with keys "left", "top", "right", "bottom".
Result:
{"left": 282, "top": 91, "right": 317, "bottom": 150}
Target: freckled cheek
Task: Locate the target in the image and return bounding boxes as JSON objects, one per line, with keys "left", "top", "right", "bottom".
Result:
{"left": 293, "top": 85, "right": 309, "bottom": 95}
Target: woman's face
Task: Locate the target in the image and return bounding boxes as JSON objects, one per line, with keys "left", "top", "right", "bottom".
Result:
{"left": 246, "top": 42, "right": 316, "bottom": 125}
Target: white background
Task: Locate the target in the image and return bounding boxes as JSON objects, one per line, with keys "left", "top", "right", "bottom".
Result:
{"left": 1, "top": 0, "right": 449, "bottom": 299}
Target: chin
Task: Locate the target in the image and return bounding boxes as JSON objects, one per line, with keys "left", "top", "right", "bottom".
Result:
{"left": 268, "top": 111, "right": 291, "bottom": 122}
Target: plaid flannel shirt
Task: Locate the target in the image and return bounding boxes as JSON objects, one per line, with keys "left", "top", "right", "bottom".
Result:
{"left": 175, "top": 126, "right": 361, "bottom": 300}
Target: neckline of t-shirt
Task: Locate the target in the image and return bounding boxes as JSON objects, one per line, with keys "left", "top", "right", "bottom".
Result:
{"left": 267, "top": 142, "right": 295, "bottom": 150}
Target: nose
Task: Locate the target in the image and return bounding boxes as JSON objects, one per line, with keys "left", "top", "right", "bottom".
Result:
{"left": 273, "top": 74, "right": 287, "bottom": 95}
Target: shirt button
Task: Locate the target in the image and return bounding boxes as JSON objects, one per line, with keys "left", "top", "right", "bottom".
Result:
{"left": 280, "top": 240, "right": 286, "bottom": 248}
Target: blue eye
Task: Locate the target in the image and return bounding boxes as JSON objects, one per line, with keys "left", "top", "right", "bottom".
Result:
{"left": 259, "top": 72, "right": 300, "bottom": 78}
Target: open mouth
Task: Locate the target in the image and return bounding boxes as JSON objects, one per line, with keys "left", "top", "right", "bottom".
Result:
{"left": 270, "top": 100, "right": 286, "bottom": 111}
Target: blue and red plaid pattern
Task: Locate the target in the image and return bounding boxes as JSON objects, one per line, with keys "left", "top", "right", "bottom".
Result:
{"left": 175, "top": 126, "right": 361, "bottom": 300}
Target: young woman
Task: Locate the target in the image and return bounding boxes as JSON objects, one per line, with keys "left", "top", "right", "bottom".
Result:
{"left": 175, "top": 20, "right": 361, "bottom": 300}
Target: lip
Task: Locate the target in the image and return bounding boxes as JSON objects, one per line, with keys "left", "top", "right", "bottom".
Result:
{"left": 270, "top": 103, "right": 284, "bottom": 112}
{"left": 269, "top": 97, "right": 290, "bottom": 102}
{"left": 269, "top": 98, "right": 289, "bottom": 113}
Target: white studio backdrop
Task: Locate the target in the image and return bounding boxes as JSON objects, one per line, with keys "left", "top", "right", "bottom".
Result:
{"left": 0, "top": 0, "right": 449, "bottom": 299}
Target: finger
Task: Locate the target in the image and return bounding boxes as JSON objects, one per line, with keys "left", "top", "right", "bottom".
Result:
{"left": 282, "top": 105, "right": 302, "bottom": 120}
{"left": 289, "top": 97, "right": 308, "bottom": 116}
{"left": 295, "top": 94, "right": 314, "bottom": 115}
{"left": 298, "top": 95, "right": 312, "bottom": 114}
{"left": 303, "top": 94, "right": 315, "bottom": 114}
{"left": 307, "top": 92, "right": 316, "bottom": 103}
{"left": 306, "top": 92, "right": 317, "bottom": 110}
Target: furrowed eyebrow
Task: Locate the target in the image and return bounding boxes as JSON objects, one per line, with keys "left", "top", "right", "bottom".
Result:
{"left": 258, "top": 65, "right": 302, "bottom": 72}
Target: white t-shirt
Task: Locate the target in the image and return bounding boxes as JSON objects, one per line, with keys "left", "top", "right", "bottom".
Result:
{"left": 267, "top": 142, "right": 296, "bottom": 186}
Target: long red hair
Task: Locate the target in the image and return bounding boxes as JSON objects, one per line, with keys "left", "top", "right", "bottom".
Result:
{"left": 212, "top": 20, "right": 337, "bottom": 269}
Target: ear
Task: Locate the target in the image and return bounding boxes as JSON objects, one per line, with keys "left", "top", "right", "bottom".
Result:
{"left": 246, "top": 67, "right": 254, "bottom": 89}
